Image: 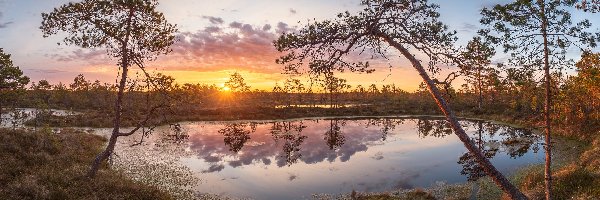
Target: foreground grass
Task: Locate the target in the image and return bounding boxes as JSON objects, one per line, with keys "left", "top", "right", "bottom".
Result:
{"left": 511, "top": 135, "right": 600, "bottom": 199}
{"left": 0, "top": 128, "right": 172, "bottom": 200}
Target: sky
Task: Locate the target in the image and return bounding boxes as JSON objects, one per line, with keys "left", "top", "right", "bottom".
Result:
{"left": 0, "top": 0, "right": 597, "bottom": 91}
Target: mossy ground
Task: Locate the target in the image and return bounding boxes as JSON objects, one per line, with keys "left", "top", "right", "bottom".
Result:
{"left": 0, "top": 127, "right": 172, "bottom": 200}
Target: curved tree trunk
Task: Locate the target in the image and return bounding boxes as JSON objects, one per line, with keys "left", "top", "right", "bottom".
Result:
{"left": 87, "top": 63, "right": 129, "bottom": 177}
{"left": 378, "top": 32, "right": 528, "bottom": 199}
{"left": 87, "top": 7, "right": 135, "bottom": 178}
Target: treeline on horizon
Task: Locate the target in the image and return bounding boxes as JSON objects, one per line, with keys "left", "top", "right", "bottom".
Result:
{"left": 2, "top": 53, "right": 599, "bottom": 136}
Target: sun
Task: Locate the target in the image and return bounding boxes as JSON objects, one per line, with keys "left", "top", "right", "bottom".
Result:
{"left": 221, "top": 86, "right": 231, "bottom": 92}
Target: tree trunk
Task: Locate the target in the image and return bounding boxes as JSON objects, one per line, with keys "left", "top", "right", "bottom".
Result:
{"left": 88, "top": 57, "right": 129, "bottom": 178}
{"left": 87, "top": 7, "right": 135, "bottom": 178}
{"left": 378, "top": 32, "right": 528, "bottom": 199}
{"left": 478, "top": 121, "right": 483, "bottom": 149}
{"left": 539, "top": 1, "right": 553, "bottom": 199}
{"left": 0, "top": 100, "right": 3, "bottom": 124}
{"left": 478, "top": 69, "right": 483, "bottom": 110}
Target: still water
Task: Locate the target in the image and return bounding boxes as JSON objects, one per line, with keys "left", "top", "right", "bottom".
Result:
{"left": 111, "top": 117, "right": 542, "bottom": 199}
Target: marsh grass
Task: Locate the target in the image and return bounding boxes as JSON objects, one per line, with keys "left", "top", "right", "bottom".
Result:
{"left": 0, "top": 128, "right": 172, "bottom": 200}
{"left": 312, "top": 183, "right": 472, "bottom": 200}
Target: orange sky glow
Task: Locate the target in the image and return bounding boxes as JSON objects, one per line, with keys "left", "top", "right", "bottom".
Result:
{"left": 1, "top": 0, "right": 558, "bottom": 92}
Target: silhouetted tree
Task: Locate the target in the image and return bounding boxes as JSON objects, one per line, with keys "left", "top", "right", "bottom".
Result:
{"left": 41, "top": 0, "right": 177, "bottom": 177}
{"left": 225, "top": 72, "right": 251, "bottom": 93}
{"left": 0, "top": 48, "right": 29, "bottom": 122}
{"left": 576, "top": 0, "right": 600, "bottom": 12}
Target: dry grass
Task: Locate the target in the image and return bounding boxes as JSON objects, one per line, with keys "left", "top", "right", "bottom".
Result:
{"left": 0, "top": 128, "right": 172, "bottom": 200}
{"left": 512, "top": 135, "right": 600, "bottom": 200}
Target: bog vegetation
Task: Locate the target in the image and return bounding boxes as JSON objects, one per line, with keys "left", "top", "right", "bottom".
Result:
{"left": 1, "top": 0, "right": 600, "bottom": 199}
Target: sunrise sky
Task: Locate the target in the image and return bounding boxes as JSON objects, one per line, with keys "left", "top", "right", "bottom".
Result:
{"left": 0, "top": 0, "right": 595, "bottom": 91}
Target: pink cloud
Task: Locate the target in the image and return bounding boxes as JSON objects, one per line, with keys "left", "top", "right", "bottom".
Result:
{"left": 156, "top": 20, "right": 290, "bottom": 74}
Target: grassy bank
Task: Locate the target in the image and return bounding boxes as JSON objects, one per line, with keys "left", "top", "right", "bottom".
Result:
{"left": 0, "top": 128, "right": 172, "bottom": 200}
{"left": 512, "top": 135, "right": 600, "bottom": 199}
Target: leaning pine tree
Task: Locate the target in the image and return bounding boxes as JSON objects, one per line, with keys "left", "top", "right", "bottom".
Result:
{"left": 275, "top": 0, "right": 527, "bottom": 199}
{"left": 480, "top": 1, "right": 598, "bottom": 199}
{"left": 40, "top": 0, "right": 177, "bottom": 177}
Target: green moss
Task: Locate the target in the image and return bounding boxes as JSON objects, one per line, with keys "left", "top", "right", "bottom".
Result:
{"left": 0, "top": 128, "right": 172, "bottom": 200}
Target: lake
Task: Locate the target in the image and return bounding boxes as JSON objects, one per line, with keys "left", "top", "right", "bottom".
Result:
{"left": 106, "top": 117, "right": 544, "bottom": 200}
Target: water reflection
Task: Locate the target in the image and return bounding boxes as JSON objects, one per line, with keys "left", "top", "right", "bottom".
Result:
{"left": 172, "top": 118, "right": 544, "bottom": 199}
{"left": 416, "top": 119, "right": 453, "bottom": 138}
{"left": 191, "top": 119, "right": 540, "bottom": 178}
{"left": 219, "top": 123, "right": 255, "bottom": 153}
{"left": 457, "top": 121, "right": 540, "bottom": 181}
{"left": 365, "top": 118, "right": 405, "bottom": 141}
{"left": 270, "top": 121, "right": 307, "bottom": 166}
{"left": 324, "top": 120, "right": 345, "bottom": 150}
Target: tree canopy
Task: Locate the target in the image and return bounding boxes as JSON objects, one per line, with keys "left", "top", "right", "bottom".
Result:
{"left": 480, "top": 0, "right": 598, "bottom": 72}
{"left": 0, "top": 48, "right": 30, "bottom": 118}
{"left": 0, "top": 48, "right": 30, "bottom": 93}
{"left": 40, "top": 0, "right": 177, "bottom": 68}
{"left": 225, "top": 72, "right": 251, "bottom": 93}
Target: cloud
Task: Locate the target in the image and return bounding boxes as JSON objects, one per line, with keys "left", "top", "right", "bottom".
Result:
{"left": 275, "top": 22, "right": 294, "bottom": 34}
{"left": 0, "top": 21, "right": 12, "bottom": 28}
{"left": 288, "top": 174, "right": 297, "bottom": 181}
{"left": 229, "top": 21, "right": 242, "bottom": 28}
{"left": 203, "top": 155, "right": 222, "bottom": 162}
{"left": 371, "top": 151, "right": 384, "bottom": 160}
{"left": 459, "top": 23, "right": 479, "bottom": 33}
{"left": 262, "top": 24, "right": 271, "bottom": 31}
{"left": 289, "top": 8, "right": 297, "bottom": 14}
{"left": 160, "top": 20, "right": 292, "bottom": 73}
{"left": 48, "top": 49, "right": 110, "bottom": 64}
{"left": 202, "top": 16, "right": 224, "bottom": 24}
{"left": 204, "top": 26, "right": 221, "bottom": 33}
{"left": 202, "top": 164, "right": 225, "bottom": 173}
{"left": 0, "top": 11, "right": 11, "bottom": 29}
{"left": 26, "top": 69, "right": 68, "bottom": 74}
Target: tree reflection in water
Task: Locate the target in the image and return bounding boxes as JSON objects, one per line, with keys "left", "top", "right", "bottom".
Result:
{"left": 218, "top": 123, "right": 256, "bottom": 153}
{"left": 199, "top": 118, "right": 541, "bottom": 182}
{"left": 365, "top": 118, "right": 406, "bottom": 141}
{"left": 324, "top": 119, "right": 346, "bottom": 150}
{"left": 455, "top": 120, "right": 540, "bottom": 181}
{"left": 270, "top": 121, "right": 308, "bottom": 166}
{"left": 415, "top": 118, "right": 453, "bottom": 138}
